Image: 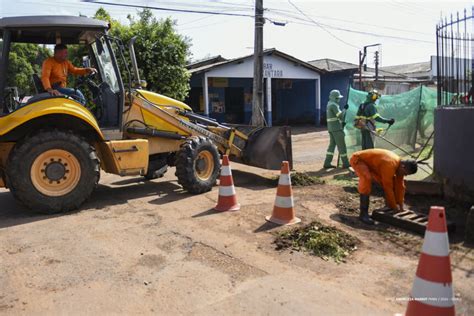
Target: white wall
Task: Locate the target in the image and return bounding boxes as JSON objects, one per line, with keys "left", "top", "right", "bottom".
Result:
{"left": 206, "top": 54, "right": 321, "bottom": 81}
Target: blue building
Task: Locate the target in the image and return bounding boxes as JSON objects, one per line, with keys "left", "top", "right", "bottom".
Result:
{"left": 186, "top": 49, "right": 324, "bottom": 126}
{"left": 308, "top": 59, "right": 358, "bottom": 124}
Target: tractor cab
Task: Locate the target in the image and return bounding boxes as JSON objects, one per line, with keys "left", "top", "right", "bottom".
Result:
{"left": 0, "top": 16, "right": 125, "bottom": 134}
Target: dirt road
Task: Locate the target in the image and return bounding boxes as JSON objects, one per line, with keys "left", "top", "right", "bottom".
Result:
{"left": 1, "top": 127, "right": 472, "bottom": 315}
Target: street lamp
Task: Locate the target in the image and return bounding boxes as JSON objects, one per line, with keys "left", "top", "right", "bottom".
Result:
{"left": 359, "top": 43, "right": 381, "bottom": 89}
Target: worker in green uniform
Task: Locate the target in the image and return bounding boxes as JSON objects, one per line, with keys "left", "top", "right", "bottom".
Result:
{"left": 354, "top": 89, "right": 395, "bottom": 150}
{"left": 323, "top": 89, "right": 350, "bottom": 169}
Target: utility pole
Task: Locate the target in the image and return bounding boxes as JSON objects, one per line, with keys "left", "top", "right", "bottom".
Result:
{"left": 358, "top": 50, "right": 364, "bottom": 90}
{"left": 251, "top": 0, "right": 265, "bottom": 126}
{"left": 374, "top": 50, "right": 379, "bottom": 82}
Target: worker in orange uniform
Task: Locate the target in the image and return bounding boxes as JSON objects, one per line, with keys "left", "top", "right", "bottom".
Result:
{"left": 350, "top": 149, "right": 418, "bottom": 225}
{"left": 41, "top": 44, "right": 96, "bottom": 105}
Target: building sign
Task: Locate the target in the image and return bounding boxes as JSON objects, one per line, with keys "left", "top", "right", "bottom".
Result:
{"left": 208, "top": 77, "right": 228, "bottom": 87}
{"left": 263, "top": 63, "right": 283, "bottom": 78}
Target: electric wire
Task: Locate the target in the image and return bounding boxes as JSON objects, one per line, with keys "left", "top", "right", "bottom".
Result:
{"left": 13, "top": 0, "right": 438, "bottom": 46}
{"left": 265, "top": 7, "right": 433, "bottom": 36}
{"left": 384, "top": 0, "right": 440, "bottom": 21}
{"left": 265, "top": 2, "right": 434, "bottom": 45}
{"left": 149, "top": 0, "right": 255, "bottom": 10}
{"left": 289, "top": 19, "right": 435, "bottom": 44}
{"left": 287, "top": 0, "right": 360, "bottom": 49}
{"left": 82, "top": 0, "right": 256, "bottom": 18}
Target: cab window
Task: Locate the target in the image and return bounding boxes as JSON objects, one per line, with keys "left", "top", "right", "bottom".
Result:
{"left": 91, "top": 37, "right": 120, "bottom": 93}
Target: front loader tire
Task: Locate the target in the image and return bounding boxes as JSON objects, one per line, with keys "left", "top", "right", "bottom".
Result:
{"left": 175, "top": 136, "right": 220, "bottom": 194}
{"left": 6, "top": 130, "right": 100, "bottom": 214}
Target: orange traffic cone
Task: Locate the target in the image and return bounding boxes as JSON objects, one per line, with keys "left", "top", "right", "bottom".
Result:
{"left": 266, "top": 161, "right": 301, "bottom": 225}
{"left": 214, "top": 155, "right": 240, "bottom": 212}
{"left": 405, "top": 206, "right": 455, "bottom": 316}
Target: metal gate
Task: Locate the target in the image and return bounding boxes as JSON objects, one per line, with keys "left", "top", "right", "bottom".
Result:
{"left": 436, "top": 7, "right": 474, "bottom": 106}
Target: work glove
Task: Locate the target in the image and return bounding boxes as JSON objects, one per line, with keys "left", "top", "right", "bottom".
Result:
{"left": 388, "top": 118, "right": 395, "bottom": 126}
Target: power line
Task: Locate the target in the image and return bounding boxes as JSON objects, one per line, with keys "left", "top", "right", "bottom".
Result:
{"left": 178, "top": 19, "right": 234, "bottom": 31}
{"left": 213, "top": 1, "right": 254, "bottom": 9}
{"left": 82, "top": 1, "right": 286, "bottom": 27}
{"left": 265, "top": 7, "right": 433, "bottom": 36}
{"left": 177, "top": 15, "right": 216, "bottom": 27}
{"left": 271, "top": 1, "right": 434, "bottom": 45}
{"left": 288, "top": 19, "right": 435, "bottom": 44}
{"left": 140, "top": 0, "right": 254, "bottom": 10}
{"left": 17, "top": 0, "right": 253, "bottom": 20}
{"left": 13, "top": 0, "right": 134, "bottom": 15}
{"left": 287, "top": 0, "right": 360, "bottom": 49}
{"left": 390, "top": 0, "right": 441, "bottom": 15}
{"left": 174, "top": 1, "right": 257, "bottom": 27}
{"left": 16, "top": 0, "right": 435, "bottom": 46}
{"left": 385, "top": 0, "right": 438, "bottom": 21}
{"left": 81, "top": 0, "right": 255, "bottom": 18}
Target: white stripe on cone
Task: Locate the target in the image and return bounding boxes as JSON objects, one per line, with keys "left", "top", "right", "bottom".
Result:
{"left": 421, "top": 231, "right": 450, "bottom": 257}
{"left": 220, "top": 166, "right": 232, "bottom": 176}
{"left": 219, "top": 185, "right": 236, "bottom": 197}
{"left": 278, "top": 174, "right": 291, "bottom": 186}
{"left": 411, "top": 276, "right": 454, "bottom": 308}
{"left": 274, "top": 196, "right": 294, "bottom": 208}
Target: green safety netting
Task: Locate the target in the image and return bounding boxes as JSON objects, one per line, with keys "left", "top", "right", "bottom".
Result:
{"left": 343, "top": 86, "right": 438, "bottom": 157}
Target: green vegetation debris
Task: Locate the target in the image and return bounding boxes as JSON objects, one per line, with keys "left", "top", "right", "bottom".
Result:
{"left": 273, "top": 172, "right": 325, "bottom": 186}
{"left": 274, "top": 221, "right": 359, "bottom": 263}
{"left": 330, "top": 173, "right": 358, "bottom": 187}
{"left": 292, "top": 172, "right": 325, "bottom": 186}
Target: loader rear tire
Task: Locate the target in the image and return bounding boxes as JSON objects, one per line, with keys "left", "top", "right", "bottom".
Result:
{"left": 6, "top": 130, "right": 100, "bottom": 214}
{"left": 175, "top": 136, "right": 220, "bottom": 194}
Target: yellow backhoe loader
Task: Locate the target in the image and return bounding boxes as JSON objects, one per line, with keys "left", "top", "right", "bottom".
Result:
{"left": 0, "top": 16, "right": 292, "bottom": 213}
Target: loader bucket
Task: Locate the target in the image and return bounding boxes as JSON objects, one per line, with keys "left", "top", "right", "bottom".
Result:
{"left": 233, "top": 126, "right": 293, "bottom": 170}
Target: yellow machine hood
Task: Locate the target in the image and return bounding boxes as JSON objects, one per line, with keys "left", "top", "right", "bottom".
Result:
{"left": 136, "top": 90, "right": 192, "bottom": 111}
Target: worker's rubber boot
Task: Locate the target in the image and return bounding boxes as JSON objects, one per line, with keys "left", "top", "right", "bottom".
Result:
{"left": 359, "top": 195, "right": 375, "bottom": 225}
{"left": 323, "top": 155, "right": 336, "bottom": 169}
{"left": 341, "top": 156, "right": 350, "bottom": 169}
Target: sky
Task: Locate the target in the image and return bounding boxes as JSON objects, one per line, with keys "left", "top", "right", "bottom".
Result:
{"left": 0, "top": 0, "right": 472, "bottom": 66}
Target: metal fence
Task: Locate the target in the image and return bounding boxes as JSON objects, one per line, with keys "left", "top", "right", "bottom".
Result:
{"left": 436, "top": 7, "right": 473, "bottom": 106}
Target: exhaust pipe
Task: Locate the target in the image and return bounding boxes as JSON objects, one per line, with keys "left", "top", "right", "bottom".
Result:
{"left": 128, "top": 36, "right": 141, "bottom": 88}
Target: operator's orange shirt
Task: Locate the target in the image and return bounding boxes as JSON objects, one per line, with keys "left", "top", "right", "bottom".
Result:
{"left": 41, "top": 57, "right": 88, "bottom": 90}
{"left": 351, "top": 149, "right": 405, "bottom": 209}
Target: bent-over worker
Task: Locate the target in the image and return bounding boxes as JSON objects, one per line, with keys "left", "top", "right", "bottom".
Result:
{"left": 350, "top": 149, "right": 418, "bottom": 225}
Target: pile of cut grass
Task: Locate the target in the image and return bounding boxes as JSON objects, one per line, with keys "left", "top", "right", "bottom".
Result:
{"left": 272, "top": 172, "right": 325, "bottom": 187}
{"left": 275, "top": 221, "right": 359, "bottom": 263}
{"left": 292, "top": 172, "right": 325, "bottom": 186}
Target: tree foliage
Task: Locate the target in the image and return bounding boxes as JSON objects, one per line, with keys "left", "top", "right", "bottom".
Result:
{"left": 7, "top": 8, "right": 191, "bottom": 101}
{"left": 97, "top": 8, "right": 191, "bottom": 100}
{"left": 7, "top": 44, "right": 50, "bottom": 95}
